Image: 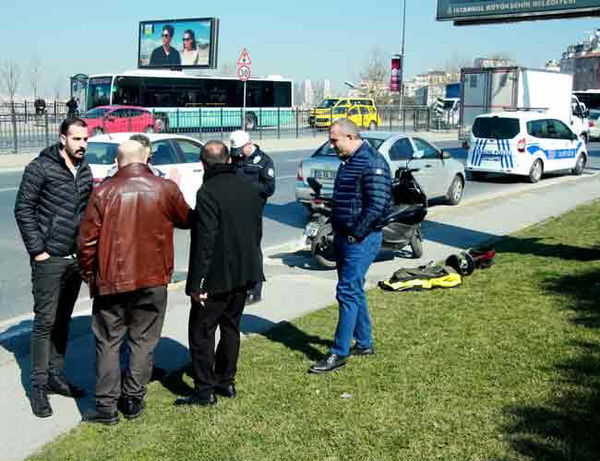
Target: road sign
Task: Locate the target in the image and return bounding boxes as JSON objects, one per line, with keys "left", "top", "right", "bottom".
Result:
{"left": 238, "top": 65, "right": 251, "bottom": 81}
{"left": 237, "top": 48, "right": 252, "bottom": 66}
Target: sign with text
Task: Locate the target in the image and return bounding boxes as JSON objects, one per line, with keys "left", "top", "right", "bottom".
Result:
{"left": 138, "top": 17, "right": 219, "bottom": 69}
{"left": 437, "top": 0, "right": 600, "bottom": 24}
{"left": 390, "top": 55, "right": 402, "bottom": 93}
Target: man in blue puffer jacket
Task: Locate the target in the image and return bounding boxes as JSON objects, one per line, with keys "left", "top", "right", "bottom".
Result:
{"left": 309, "top": 119, "right": 391, "bottom": 373}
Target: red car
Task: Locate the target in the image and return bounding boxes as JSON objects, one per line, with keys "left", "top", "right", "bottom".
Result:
{"left": 81, "top": 105, "right": 160, "bottom": 135}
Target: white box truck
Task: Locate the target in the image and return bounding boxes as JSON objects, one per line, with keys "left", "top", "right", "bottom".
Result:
{"left": 459, "top": 67, "right": 589, "bottom": 143}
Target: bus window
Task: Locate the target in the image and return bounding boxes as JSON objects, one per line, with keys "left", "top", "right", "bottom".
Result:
{"left": 87, "top": 77, "right": 112, "bottom": 109}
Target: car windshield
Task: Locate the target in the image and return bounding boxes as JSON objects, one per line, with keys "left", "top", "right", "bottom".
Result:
{"left": 317, "top": 99, "right": 339, "bottom": 108}
{"left": 363, "top": 137, "right": 385, "bottom": 150}
{"left": 312, "top": 138, "right": 385, "bottom": 157}
{"left": 85, "top": 142, "right": 118, "bottom": 165}
{"left": 83, "top": 108, "right": 110, "bottom": 119}
{"left": 472, "top": 117, "right": 520, "bottom": 139}
{"left": 313, "top": 143, "right": 337, "bottom": 157}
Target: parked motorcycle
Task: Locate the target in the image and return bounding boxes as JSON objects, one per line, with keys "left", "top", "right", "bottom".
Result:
{"left": 304, "top": 161, "right": 428, "bottom": 268}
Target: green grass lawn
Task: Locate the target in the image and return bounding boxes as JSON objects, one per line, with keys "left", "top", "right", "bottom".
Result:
{"left": 30, "top": 201, "right": 600, "bottom": 461}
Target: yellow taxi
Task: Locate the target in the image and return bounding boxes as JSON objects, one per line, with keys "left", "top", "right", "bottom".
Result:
{"left": 309, "top": 97, "right": 381, "bottom": 130}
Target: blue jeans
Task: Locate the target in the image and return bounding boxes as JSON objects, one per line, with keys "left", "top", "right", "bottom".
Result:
{"left": 330, "top": 230, "right": 382, "bottom": 357}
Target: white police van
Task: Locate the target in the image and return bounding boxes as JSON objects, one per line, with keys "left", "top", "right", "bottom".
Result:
{"left": 466, "top": 111, "right": 588, "bottom": 183}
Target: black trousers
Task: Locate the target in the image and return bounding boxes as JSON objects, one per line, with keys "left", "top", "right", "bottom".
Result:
{"left": 188, "top": 287, "right": 247, "bottom": 396}
{"left": 30, "top": 256, "right": 81, "bottom": 386}
{"left": 92, "top": 286, "right": 167, "bottom": 412}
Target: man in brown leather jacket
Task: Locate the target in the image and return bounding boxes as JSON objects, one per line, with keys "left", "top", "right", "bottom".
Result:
{"left": 78, "top": 140, "right": 190, "bottom": 425}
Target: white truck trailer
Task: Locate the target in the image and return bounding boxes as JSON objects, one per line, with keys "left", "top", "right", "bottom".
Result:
{"left": 459, "top": 67, "right": 589, "bottom": 143}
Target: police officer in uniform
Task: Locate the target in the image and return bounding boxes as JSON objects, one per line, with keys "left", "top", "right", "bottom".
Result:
{"left": 229, "top": 130, "right": 275, "bottom": 304}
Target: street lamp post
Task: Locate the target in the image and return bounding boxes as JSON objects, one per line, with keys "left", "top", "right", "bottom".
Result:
{"left": 399, "top": 0, "right": 407, "bottom": 118}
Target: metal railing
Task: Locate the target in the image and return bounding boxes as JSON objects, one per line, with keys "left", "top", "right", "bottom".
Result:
{"left": 0, "top": 105, "right": 459, "bottom": 155}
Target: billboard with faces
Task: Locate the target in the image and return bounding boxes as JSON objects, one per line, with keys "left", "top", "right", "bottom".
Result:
{"left": 138, "top": 18, "right": 219, "bottom": 69}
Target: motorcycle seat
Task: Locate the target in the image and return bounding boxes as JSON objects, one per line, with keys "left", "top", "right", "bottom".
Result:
{"left": 381, "top": 205, "right": 427, "bottom": 227}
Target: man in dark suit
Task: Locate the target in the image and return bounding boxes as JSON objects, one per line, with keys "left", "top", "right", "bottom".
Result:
{"left": 176, "top": 140, "right": 264, "bottom": 407}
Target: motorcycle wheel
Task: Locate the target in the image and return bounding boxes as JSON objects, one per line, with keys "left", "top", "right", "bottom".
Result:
{"left": 311, "top": 223, "right": 337, "bottom": 269}
{"left": 410, "top": 227, "right": 423, "bottom": 259}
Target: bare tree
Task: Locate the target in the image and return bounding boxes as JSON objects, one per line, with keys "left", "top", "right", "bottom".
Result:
{"left": 29, "top": 55, "right": 42, "bottom": 99}
{"left": 53, "top": 78, "right": 63, "bottom": 102}
{"left": 442, "top": 54, "right": 473, "bottom": 74}
{"left": 1, "top": 60, "right": 21, "bottom": 102}
{"left": 218, "top": 61, "right": 237, "bottom": 77}
{"left": 358, "top": 48, "right": 392, "bottom": 106}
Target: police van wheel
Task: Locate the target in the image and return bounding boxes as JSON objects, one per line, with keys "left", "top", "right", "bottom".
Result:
{"left": 527, "top": 159, "right": 543, "bottom": 183}
{"left": 572, "top": 154, "right": 586, "bottom": 176}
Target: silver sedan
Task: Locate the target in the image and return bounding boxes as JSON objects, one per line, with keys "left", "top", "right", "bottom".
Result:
{"left": 295, "top": 131, "right": 466, "bottom": 206}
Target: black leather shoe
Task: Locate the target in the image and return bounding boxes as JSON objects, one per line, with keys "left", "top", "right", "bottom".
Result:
{"left": 118, "top": 396, "right": 145, "bottom": 420}
{"left": 47, "top": 375, "right": 85, "bottom": 398}
{"left": 350, "top": 344, "right": 375, "bottom": 356}
{"left": 174, "top": 392, "right": 217, "bottom": 407}
{"left": 214, "top": 384, "right": 236, "bottom": 399}
{"left": 308, "top": 354, "right": 347, "bottom": 374}
{"left": 82, "top": 410, "right": 119, "bottom": 426}
{"left": 30, "top": 385, "right": 53, "bottom": 418}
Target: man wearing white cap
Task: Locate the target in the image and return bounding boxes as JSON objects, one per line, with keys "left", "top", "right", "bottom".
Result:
{"left": 229, "top": 130, "right": 275, "bottom": 304}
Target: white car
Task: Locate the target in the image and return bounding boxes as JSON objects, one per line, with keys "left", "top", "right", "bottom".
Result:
{"left": 86, "top": 133, "right": 204, "bottom": 207}
{"left": 588, "top": 109, "right": 600, "bottom": 140}
{"left": 466, "top": 111, "right": 588, "bottom": 183}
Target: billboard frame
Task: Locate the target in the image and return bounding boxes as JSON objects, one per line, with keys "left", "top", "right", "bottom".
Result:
{"left": 436, "top": 1, "right": 600, "bottom": 25}
{"left": 137, "top": 17, "right": 219, "bottom": 69}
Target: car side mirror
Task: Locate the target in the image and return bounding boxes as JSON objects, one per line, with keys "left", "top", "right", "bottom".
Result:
{"left": 439, "top": 149, "right": 451, "bottom": 159}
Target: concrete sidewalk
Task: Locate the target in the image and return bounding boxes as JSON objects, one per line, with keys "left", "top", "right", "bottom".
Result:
{"left": 0, "top": 130, "right": 458, "bottom": 172}
{"left": 1, "top": 171, "right": 598, "bottom": 461}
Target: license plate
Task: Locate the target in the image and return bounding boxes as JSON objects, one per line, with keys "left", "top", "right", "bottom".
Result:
{"left": 314, "top": 169, "right": 336, "bottom": 181}
{"left": 304, "top": 221, "right": 321, "bottom": 238}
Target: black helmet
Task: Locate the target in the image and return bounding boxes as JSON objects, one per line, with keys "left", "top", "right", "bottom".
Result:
{"left": 445, "top": 251, "right": 475, "bottom": 276}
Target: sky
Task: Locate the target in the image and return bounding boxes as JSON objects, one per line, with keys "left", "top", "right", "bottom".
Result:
{"left": 1, "top": 0, "right": 598, "bottom": 99}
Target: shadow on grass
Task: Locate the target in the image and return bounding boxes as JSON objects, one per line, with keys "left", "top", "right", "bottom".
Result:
{"left": 424, "top": 221, "right": 600, "bottom": 262}
{"left": 503, "top": 268, "right": 600, "bottom": 461}
{"left": 242, "top": 314, "right": 332, "bottom": 361}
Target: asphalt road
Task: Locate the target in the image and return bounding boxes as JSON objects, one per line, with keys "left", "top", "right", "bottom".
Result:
{"left": 1, "top": 140, "right": 599, "bottom": 321}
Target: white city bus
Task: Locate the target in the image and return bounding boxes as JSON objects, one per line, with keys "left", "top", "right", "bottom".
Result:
{"left": 86, "top": 70, "right": 294, "bottom": 131}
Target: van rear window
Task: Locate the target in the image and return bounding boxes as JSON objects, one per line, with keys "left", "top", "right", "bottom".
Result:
{"left": 472, "top": 117, "right": 520, "bottom": 139}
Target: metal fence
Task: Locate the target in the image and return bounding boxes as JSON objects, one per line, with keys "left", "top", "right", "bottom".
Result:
{"left": 0, "top": 105, "right": 458, "bottom": 155}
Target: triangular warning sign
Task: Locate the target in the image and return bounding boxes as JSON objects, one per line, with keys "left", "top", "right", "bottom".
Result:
{"left": 237, "top": 48, "right": 252, "bottom": 66}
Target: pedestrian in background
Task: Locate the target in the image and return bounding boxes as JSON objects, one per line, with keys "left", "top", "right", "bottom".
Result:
{"left": 176, "top": 140, "right": 264, "bottom": 407}
{"left": 66, "top": 97, "right": 78, "bottom": 118}
{"left": 229, "top": 129, "right": 275, "bottom": 304}
{"left": 78, "top": 140, "right": 190, "bottom": 425}
{"left": 14, "top": 118, "right": 92, "bottom": 417}
{"left": 309, "top": 119, "right": 391, "bottom": 374}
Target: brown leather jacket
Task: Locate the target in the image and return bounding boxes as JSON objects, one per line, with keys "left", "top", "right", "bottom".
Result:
{"left": 78, "top": 163, "right": 190, "bottom": 296}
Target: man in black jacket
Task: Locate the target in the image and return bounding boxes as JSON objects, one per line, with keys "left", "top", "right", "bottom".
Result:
{"left": 229, "top": 130, "right": 275, "bottom": 305}
{"left": 175, "top": 140, "right": 264, "bottom": 407}
{"left": 14, "top": 118, "right": 93, "bottom": 417}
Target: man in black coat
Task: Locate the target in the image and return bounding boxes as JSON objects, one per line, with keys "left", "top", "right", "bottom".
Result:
{"left": 14, "top": 118, "right": 93, "bottom": 417}
{"left": 229, "top": 130, "right": 275, "bottom": 304}
{"left": 176, "top": 140, "right": 264, "bottom": 407}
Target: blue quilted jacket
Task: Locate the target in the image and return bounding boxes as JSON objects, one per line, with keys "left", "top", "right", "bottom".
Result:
{"left": 331, "top": 141, "right": 391, "bottom": 240}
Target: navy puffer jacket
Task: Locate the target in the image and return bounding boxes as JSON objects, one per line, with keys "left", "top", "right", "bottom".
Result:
{"left": 331, "top": 141, "right": 391, "bottom": 241}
